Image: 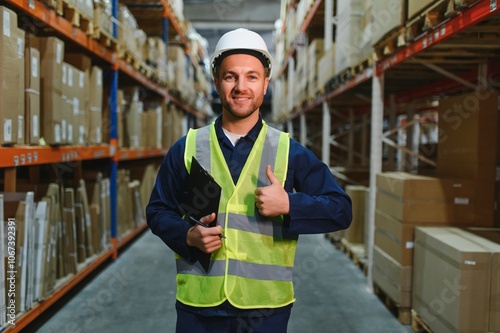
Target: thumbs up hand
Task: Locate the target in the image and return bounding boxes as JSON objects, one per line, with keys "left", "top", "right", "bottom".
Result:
{"left": 254, "top": 165, "right": 290, "bottom": 217}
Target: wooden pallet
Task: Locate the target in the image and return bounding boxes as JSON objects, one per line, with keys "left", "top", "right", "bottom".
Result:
{"left": 324, "top": 232, "right": 342, "bottom": 248}
{"left": 405, "top": 0, "right": 470, "bottom": 42}
{"left": 373, "top": 27, "right": 406, "bottom": 60}
{"left": 351, "top": 55, "right": 374, "bottom": 76}
{"left": 137, "top": 62, "right": 153, "bottom": 79}
{"left": 40, "top": 0, "right": 58, "bottom": 10}
{"left": 92, "top": 27, "right": 117, "bottom": 49}
{"left": 339, "top": 238, "right": 366, "bottom": 270}
{"left": 58, "top": 0, "right": 93, "bottom": 35}
{"left": 411, "top": 309, "right": 434, "bottom": 333}
{"left": 324, "top": 67, "right": 354, "bottom": 92}
{"left": 118, "top": 46, "right": 141, "bottom": 70}
{"left": 373, "top": 283, "right": 412, "bottom": 325}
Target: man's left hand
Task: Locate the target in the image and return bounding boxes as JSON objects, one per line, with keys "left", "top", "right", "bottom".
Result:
{"left": 254, "top": 165, "right": 290, "bottom": 217}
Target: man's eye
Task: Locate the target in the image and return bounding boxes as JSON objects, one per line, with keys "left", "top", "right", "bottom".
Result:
{"left": 225, "top": 75, "right": 235, "bottom": 81}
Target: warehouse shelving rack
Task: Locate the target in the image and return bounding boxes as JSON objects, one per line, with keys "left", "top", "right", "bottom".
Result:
{"left": 276, "top": 0, "right": 500, "bottom": 290}
{"left": 1, "top": 0, "right": 206, "bottom": 331}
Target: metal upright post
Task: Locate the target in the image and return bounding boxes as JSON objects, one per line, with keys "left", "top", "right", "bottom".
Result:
{"left": 300, "top": 113, "right": 307, "bottom": 146}
{"left": 322, "top": 0, "right": 334, "bottom": 166}
{"left": 367, "top": 70, "right": 385, "bottom": 291}
{"left": 110, "top": 0, "right": 119, "bottom": 259}
{"left": 287, "top": 119, "right": 294, "bottom": 139}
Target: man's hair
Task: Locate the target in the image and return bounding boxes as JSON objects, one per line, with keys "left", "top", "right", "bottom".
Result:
{"left": 213, "top": 49, "right": 271, "bottom": 78}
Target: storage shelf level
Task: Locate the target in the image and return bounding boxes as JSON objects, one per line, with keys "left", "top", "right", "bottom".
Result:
{"left": 0, "top": 145, "right": 112, "bottom": 168}
{"left": 118, "top": 148, "right": 168, "bottom": 161}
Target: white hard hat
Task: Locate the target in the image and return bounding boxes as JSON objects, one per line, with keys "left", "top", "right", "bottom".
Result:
{"left": 210, "top": 28, "right": 273, "bottom": 79}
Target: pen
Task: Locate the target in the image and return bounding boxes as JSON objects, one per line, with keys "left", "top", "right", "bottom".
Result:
{"left": 189, "top": 216, "right": 226, "bottom": 239}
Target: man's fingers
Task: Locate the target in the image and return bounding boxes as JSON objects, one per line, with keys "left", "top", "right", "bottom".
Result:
{"left": 266, "top": 165, "right": 280, "bottom": 185}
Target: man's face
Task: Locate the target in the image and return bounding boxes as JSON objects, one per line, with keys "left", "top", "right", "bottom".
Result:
{"left": 214, "top": 53, "right": 269, "bottom": 120}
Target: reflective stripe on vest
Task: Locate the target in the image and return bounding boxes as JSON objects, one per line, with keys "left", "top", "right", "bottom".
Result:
{"left": 177, "top": 121, "right": 297, "bottom": 309}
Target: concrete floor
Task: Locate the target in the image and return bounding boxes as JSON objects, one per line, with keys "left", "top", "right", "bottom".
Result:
{"left": 33, "top": 231, "right": 414, "bottom": 333}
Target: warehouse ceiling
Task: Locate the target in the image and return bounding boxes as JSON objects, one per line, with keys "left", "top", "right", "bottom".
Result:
{"left": 183, "top": 0, "right": 281, "bottom": 60}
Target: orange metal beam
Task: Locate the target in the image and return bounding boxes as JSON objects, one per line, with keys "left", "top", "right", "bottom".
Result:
{"left": 376, "top": 0, "right": 500, "bottom": 74}
{"left": 118, "top": 148, "right": 169, "bottom": 161}
{"left": 0, "top": 146, "right": 111, "bottom": 168}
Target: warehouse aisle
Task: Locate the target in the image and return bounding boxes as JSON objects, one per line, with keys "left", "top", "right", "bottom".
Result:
{"left": 35, "top": 231, "right": 413, "bottom": 333}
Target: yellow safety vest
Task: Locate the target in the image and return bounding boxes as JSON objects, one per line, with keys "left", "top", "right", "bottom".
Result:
{"left": 177, "top": 121, "right": 297, "bottom": 309}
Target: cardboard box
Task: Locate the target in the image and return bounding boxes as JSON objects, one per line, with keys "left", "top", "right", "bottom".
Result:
{"left": 127, "top": 100, "right": 143, "bottom": 148}
{"left": 377, "top": 172, "right": 476, "bottom": 200}
{"left": 413, "top": 227, "right": 500, "bottom": 333}
{"left": 89, "top": 66, "right": 103, "bottom": 144}
{"left": 0, "top": 7, "right": 22, "bottom": 145}
{"left": 39, "top": 36, "right": 65, "bottom": 145}
{"left": 376, "top": 172, "right": 477, "bottom": 224}
{"left": 375, "top": 209, "right": 417, "bottom": 266}
{"left": 376, "top": 189, "right": 475, "bottom": 224}
{"left": 17, "top": 29, "right": 25, "bottom": 145}
{"left": 373, "top": 245, "right": 412, "bottom": 308}
{"left": 317, "top": 45, "right": 335, "bottom": 92}
{"left": 371, "top": 0, "right": 406, "bottom": 46}
{"left": 438, "top": 90, "right": 499, "bottom": 166}
{"left": 25, "top": 47, "right": 40, "bottom": 145}
{"left": 343, "top": 185, "right": 367, "bottom": 244}
{"left": 335, "top": 15, "right": 363, "bottom": 74}
{"left": 61, "top": 63, "right": 73, "bottom": 144}
{"left": 307, "top": 39, "right": 324, "bottom": 99}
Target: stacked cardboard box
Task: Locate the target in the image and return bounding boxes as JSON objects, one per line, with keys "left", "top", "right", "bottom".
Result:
{"left": 24, "top": 44, "right": 41, "bottom": 145}
{"left": 0, "top": 7, "right": 24, "bottom": 145}
{"left": 143, "top": 107, "right": 162, "bottom": 149}
{"left": 167, "top": 45, "right": 187, "bottom": 93}
{"left": 271, "top": 77, "right": 288, "bottom": 122}
{"left": 89, "top": 173, "right": 111, "bottom": 253}
{"left": 94, "top": 0, "right": 113, "bottom": 36}
{"left": 38, "top": 36, "right": 65, "bottom": 145}
{"left": 343, "top": 185, "right": 368, "bottom": 244}
{"left": 374, "top": 172, "right": 478, "bottom": 313}
{"left": 306, "top": 39, "right": 324, "bottom": 100}
{"left": 73, "top": 0, "right": 94, "bottom": 20}
{"left": 293, "top": 48, "right": 307, "bottom": 109}
{"left": 437, "top": 90, "right": 499, "bottom": 226}
{"left": 316, "top": 45, "right": 335, "bottom": 93}
{"left": 413, "top": 227, "right": 500, "bottom": 333}
{"left": 335, "top": 0, "right": 374, "bottom": 74}
{"left": 371, "top": 0, "right": 406, "bottom": 49}
{"left": 62, "top": 63, "right": 87, "bottom": 145}
{"left": 117, "top": 169, "right": 148, "bottom": 236}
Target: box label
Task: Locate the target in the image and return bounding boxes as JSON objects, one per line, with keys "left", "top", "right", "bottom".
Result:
{"left": 3, "top": 11, "right": 10, "bottom": 37}
{"left": 17, "top": 37, "right": 24, "bottom": 59}
{"left": 3, "top": 119, "right": 12, "bottom": 142}
{"left": 32, "top": 56, "right": 38, "bottom": 78}
{"left": 79, "top": 125, "right": 84, "bottom": 144}
{"left": 56, "top": 42, "right": 63, "bottom": 64}
{"left": 54, "top": 123, "right": 61, "bottom": 143}
{"left": 67, "top": 124, "right": 73, "bottom": 143}
{"left": 18, "top": 115, "right": 23, "bottom": 140}
{"left": 61, "top": 119, "right": 67, "bottom": 141}
{"left": 454, "top": 197, "right": 470, "bottom": 205}
{"left": 73, "top": 98, "right": 79, "bottom": 115}
{"left": 32, "top": 115, "right": 39, "bottom": 137}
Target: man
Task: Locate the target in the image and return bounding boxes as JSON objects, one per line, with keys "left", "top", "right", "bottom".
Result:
{"left": 146, "top": 28, "right": 352, "bottom": 333}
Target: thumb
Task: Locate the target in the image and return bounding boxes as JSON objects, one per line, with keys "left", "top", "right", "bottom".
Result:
{"left": 266, "top": 165, "right": 280, "bottom": 185}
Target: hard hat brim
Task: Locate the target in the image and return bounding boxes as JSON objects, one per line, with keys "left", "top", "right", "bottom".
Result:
{"left": 212, "top": 49, "right": 272, "bottom": 77}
